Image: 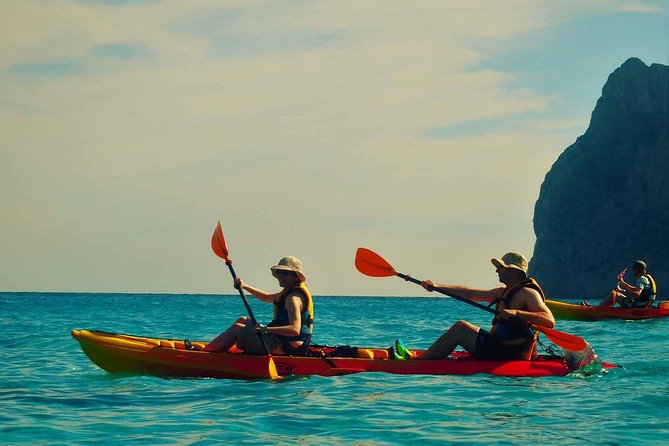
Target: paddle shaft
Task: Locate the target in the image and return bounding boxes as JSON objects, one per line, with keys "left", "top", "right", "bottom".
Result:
{"left": 396, "top": 272, "right": 496, "bottom": 315}
{"left": 396, "top": 272, "right": 571, "bottom": 341}
{"left": 225, "top": 260, "right": 272, "bottom": 355}
{"left": 226, "top": 261, "right": 257, "bottom": 324}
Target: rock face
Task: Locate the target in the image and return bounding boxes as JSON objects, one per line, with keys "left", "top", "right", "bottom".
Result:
{"left": 529, "top": 58, "right": 669, "bottom": 300}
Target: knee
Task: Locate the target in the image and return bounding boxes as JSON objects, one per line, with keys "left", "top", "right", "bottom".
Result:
{"left": 451, "top": 320, "right": 477, "bottom": 335}
{"left": 444, "top": 320, "right": 466, "bottom": 335}
{"left": 234, "top": 316, "right": 249, "bottom": 325}
{"left": 230, "top": 317, "right": 250, "bottom": 332}
{"left": 452, "top": 320, "right": 468, "bottom": 331}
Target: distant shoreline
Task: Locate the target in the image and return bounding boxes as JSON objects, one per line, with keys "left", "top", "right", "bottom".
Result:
{"left": 0, "top": 290, "right": 436, "bottom": 298}
{"left": 0, "top": 291, "right": 582, "bottom": 300}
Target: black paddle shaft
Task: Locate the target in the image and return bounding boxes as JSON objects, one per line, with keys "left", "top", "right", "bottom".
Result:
{"left": 225, "top": 261, "right": 272, "bottom": 355}
{"left": 226, "top": 262, "right": 258, "bottom": 324}
{"left": 396, "top": 272, "right": 496, "bottom": 315}
{"left": 397, "top": 272, "right": 548, "bottom": 333}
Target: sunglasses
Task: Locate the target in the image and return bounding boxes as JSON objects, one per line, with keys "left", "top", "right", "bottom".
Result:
{"left": 274, "top": 270, "right": 295, "bottom": 277}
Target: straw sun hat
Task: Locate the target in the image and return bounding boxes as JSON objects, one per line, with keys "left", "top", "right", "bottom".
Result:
{"left": 270, "top": 256, "right": 306, "bottom": 282}
{"left": 491, "top": 252, "right": 529, "bottom": 274}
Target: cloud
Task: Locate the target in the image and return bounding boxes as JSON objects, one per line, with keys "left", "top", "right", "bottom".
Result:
{"left": 80, "top": 0, "right": 158, "bottom": 5}
{"left": 616, "top": 2, "right": 665, "bottom": 14}
{"left": 89, "top": 43, "right": 152, "bottom": 59}
{"left": 1, "top": 0, "right": 656, "bottom": 294}
{"left": 10, "top": 59, "right": 85, "bottom": 77}
{"left": 7, "top": 43, "right": 152, "bottom": 78}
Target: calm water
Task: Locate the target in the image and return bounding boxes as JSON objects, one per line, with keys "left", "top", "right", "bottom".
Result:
{"left": 1, "top": 292, "right": 668, "bottom": 445}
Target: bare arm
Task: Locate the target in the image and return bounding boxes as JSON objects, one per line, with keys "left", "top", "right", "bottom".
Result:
{"left": 421, "top": 280, "right": 504, "bottom": 303}
{"left": 498, "top": 288, "right": 555, "bottom": 328}
{"left": 618, "top": 278, "right": 642, "bottom": 297}
{"left": 616, "top": 268, "right": 642, "bottom": 297}
{"left": 234, "top": 278, "right": 281, "bottom": 303}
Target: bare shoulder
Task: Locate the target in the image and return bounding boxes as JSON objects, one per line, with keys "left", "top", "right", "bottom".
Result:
{"left": 515, "top": 287, "right": 545, "bottom": 309}
{"left": 267, "top": 291, "right": 283, "bottom": 302}
{"left": 284, "top": 293, "right": 304, "bottom": 309}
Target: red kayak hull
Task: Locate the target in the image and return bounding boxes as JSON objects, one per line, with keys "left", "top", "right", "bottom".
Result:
{"left": 71, "top": 329, "right": 613, "bottom": 380}
{"left": 547, "top": 300, "right": 669, "bottom": 321}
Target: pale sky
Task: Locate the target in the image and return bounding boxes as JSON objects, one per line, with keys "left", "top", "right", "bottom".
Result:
{"left": 2, "top": 0, "right": 668, "bottom": 296}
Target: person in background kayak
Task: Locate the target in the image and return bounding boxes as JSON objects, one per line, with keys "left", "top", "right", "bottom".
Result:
{"left": 598, "top": 260, "right": 656, "bottom": 308}
{"left": 203, "top": 256, "right": 314, "bottom": 355}
{"left": 417, "top": 252, "right": 555, "bottom": 360}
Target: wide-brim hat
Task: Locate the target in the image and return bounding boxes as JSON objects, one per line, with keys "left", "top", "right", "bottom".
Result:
{"left": 491, "top": 251, "right": 528, "bottom": 274}
{"left": 270, "top": 256, "right": 306, "bottom": 282}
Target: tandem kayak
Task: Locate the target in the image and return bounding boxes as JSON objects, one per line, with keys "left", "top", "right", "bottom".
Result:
{"left": 546, "top": 300, "right": 669, "bottom": 321}
{"left": 71, "top": 329, "right": 615, "bottom": 379}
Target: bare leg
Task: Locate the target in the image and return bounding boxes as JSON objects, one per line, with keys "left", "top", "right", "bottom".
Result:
{"left": 203, "top": 317, "right": 249, "bottom": 352}
{"left": 598, "top": 291, "right": 617, "bottom": 307}
{"left": 419, "top": 320, "right": 480, "bottom": 360}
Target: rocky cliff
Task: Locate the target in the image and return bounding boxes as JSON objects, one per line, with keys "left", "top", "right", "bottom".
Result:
{"left": 529, "top": 58, "right": 669, "bottom": 300}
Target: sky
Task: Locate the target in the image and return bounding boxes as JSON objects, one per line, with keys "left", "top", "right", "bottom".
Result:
{"left": 2, "top": 0, "right": 668, "bottom": 296}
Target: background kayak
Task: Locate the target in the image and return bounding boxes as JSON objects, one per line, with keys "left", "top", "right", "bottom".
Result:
{"left": 546, "top": 299, "right": 669, "bottom": 321}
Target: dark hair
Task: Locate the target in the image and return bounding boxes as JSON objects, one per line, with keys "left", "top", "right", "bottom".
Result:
{"left": 632, "top": 260, "right": 647, "bottom": 271}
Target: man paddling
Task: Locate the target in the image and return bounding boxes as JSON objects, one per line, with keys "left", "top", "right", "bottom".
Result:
{"left": 598, "top": 260, "right": 656, "bottom": 308}
{"left": 418, "top": 252, "right": 555, "bottom": 360}
{"left": 203, "top": 256, "right": 314, "bottom": 355}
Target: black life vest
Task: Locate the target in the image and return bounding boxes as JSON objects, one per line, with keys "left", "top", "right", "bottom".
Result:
{"left": 270, "top": 283, "right": 314, "bottom": 343}
{"left": 489, "top": 278, "right": 546, "bottom": 346}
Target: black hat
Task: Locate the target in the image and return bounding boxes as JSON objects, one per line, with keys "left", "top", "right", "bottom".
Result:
{"left": 632, "top": 260, "right": 647, "bottom": 271}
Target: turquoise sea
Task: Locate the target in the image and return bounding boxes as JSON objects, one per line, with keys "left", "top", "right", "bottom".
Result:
{"left": 2, "top": 292, "right": 668, "bottom": 445}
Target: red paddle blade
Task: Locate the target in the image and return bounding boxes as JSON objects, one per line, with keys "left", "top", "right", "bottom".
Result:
{"left": 355, "top": 248, "right": 397, "bottom": 277}
{"left": 533, "top": 324, "right": 588, "bottom": 352}
{"left": 211, "top": 221, "right": 230, "bottom": 260}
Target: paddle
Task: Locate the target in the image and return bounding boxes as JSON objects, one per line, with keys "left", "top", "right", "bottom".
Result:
{"left": 614, "top": 268, "right": 627, "bottom": 296}
{"left": 355, "top": 247, "right": 593, "bottom": 357}
{"left": 211, "top": 221, "right": 280, "bottom": 379}
{"left": 601, "top": 268, "right": 628, "bottom": 307}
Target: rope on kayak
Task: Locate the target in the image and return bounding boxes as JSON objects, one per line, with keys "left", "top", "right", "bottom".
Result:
{"left": 537, "top": 337, "right": 563, "bottom": 358}
{"left": 310, "top": 345, "right": 338, "bottom": 368}
{"left": 538, "top": 336, "right": 598, "bottom": 372}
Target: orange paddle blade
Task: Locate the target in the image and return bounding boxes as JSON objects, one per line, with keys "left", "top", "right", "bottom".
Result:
{"left": 267, "top": 357, "right": 280, "bottom": 380}
{"left": 211, "top": 221, "right": 229, "bottom": 260}
{"left": 355, "top": 248, "right": 397, "bottom": 277}
{"left": 533, "top": 324, "right": 588, "bottom": 352}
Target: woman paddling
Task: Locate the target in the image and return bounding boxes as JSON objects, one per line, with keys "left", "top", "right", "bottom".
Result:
{"left": 203, "top": 256, "right": 314, "bottom": 356}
